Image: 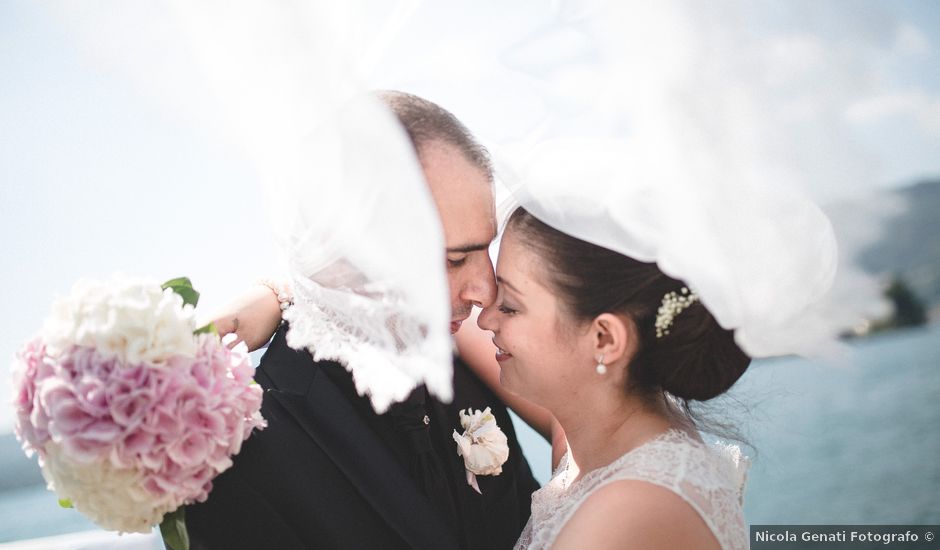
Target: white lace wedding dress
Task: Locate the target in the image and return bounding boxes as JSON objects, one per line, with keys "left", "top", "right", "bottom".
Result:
{"left": 515, "top": 429, "right": 749, "bottom": 550}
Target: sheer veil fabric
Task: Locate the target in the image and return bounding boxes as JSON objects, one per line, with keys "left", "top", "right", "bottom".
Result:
{"left": 500, "top": 137, "right": 839, "bottom": 359}
{"left": 48, "top": 0, "right": 882, "bottom": 411}
{"left": 495, "top": 0, "right": 844, "bottom": 359}
{"left": 50, "top": 0, "right": 453, "bottom": 412}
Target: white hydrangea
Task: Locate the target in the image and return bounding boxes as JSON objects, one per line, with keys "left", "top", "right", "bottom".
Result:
{"left": 40, "top": 442, "right": 175, "bottom": 534}
{"left": 42, "top": 276, "right": 197, "bottom": 365}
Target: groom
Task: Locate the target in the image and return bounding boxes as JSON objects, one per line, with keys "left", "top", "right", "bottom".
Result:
{"left": 186, "top": 92, "right": 540, "bottom": 550}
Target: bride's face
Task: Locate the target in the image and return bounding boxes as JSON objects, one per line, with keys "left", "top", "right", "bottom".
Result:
{"left": 477, "top": 228, "right": 595, "bottom": 407}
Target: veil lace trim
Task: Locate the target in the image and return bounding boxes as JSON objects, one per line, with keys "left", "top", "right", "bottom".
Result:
{"left": 283, "top": 272, "right": 452, "bottom": 414}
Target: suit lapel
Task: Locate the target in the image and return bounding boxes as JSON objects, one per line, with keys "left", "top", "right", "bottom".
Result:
{"left": 260, "top": 331, "right": 460, "bottom": 550}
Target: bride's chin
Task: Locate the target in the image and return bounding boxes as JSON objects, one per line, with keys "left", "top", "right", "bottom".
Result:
{"left": 498, "top": 370, "right": 528, "bottom": 397}
{"left": 497, "top": 368, "right": 513, "bottom": 388}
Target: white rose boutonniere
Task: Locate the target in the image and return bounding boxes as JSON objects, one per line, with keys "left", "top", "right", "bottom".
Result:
{"left": 452, "top": 407, "right": 509, "bottom": 494}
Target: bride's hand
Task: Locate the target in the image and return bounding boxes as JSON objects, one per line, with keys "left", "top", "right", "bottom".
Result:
{"left": 206, "top": 284, "right": 285, "bottom": 352}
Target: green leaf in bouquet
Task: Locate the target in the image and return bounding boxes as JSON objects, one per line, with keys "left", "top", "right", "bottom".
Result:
{"left": 160, "top": 507, "right": 190, "bottom": 550}
{"left": 193, "top": 322, "right": 218, "bottom": 336}
{"left": 161, "top": 277, "right": 200, "bottom": 308}
{"left": 57, "top": 498, "right": 73, "bottom": 509}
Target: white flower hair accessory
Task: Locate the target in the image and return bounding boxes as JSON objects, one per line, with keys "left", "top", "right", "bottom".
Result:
{"left": 655, "top": 287, "right": 699, "bottom": 338}
{"left": 452, "top": 407, "right": 509, "bottom": 494}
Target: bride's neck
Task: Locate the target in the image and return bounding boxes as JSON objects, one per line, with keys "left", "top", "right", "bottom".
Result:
{"left": 555, "top": 389, "right": 677, "bottom": 479}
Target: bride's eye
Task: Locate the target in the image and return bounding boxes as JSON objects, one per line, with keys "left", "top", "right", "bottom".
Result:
{"left": 498, "top": 304, "right": 517, "bottom": 315}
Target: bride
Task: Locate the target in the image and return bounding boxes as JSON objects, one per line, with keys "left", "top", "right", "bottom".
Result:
{"left": 471, "top": 206, "right": 750, "bottom": 549}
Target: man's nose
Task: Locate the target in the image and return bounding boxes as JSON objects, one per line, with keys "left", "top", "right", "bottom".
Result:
{"left": 460, "top": 256, "right": 496, "bottom": 308}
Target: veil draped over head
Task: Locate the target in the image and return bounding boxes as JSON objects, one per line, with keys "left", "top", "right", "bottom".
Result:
{"left": 497, "top": 0, "right": 847, "bottom": 358}
{"left": 51, "top": 0, "right": 453, "bottom": 412}
{"left": 504, "top": 140, "right": 838, "bottom": 358}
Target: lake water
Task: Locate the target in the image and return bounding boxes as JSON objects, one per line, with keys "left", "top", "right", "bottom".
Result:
{"left": 731, "top": 325, "right": 940, "bottom": 524}
{"left": 1, "top": 325, "right": 937, "bottom": 544}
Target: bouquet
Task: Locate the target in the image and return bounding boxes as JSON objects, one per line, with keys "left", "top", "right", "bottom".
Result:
{"left": 11, "top": 276, "right": 266, "bottom": 550}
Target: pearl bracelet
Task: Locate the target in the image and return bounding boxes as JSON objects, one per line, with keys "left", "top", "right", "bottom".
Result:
{"left": 258, "top": 279, "right": 293, "bottom": 311}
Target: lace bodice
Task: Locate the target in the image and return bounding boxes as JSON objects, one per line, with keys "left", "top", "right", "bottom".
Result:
{"left": 515, "top": 429, "right": 749, "bottom": 550}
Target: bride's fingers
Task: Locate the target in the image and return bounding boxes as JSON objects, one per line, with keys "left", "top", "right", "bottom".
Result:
{"left": 221, "top": 332, "right": 242, "bottom": 349}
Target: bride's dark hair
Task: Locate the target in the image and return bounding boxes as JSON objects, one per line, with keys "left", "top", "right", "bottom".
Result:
{"left": 507, "top": 207, "right": 751, "bottom": 404}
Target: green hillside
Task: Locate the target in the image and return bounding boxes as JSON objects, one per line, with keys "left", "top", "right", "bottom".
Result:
{"left": 857, "top": 179, "right": 940, "bottom": 310}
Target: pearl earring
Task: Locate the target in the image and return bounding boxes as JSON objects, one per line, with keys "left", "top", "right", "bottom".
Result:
{"left": 595, "top": 355, "right": 607, "bottom": 375}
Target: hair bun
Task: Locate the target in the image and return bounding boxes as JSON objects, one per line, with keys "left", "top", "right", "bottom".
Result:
{"left": 651, "top": 305, "right": 751, "bottom": 401}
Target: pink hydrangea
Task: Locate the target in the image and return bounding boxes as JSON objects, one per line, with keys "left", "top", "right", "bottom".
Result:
{"left": 11, "top": 333, "right": 265, "bottom": 532}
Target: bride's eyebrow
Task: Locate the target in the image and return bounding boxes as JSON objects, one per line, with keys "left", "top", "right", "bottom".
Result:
{"left": 496, "top": 275, "right": 523, "bottom": 296}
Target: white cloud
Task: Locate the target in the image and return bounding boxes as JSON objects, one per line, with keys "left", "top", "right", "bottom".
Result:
{"left": 894, "top": 23, "right": 931, "bottom": 56}
{"left": 846, "top": 90, "right": 940, "bottom": 134}
{"left": 765, "top": 34, "right": 827, "bottom": 84}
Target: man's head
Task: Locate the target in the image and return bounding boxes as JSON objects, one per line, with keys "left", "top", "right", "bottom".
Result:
{"left": 379, "top": 91, "right": 497, "bottom": 334}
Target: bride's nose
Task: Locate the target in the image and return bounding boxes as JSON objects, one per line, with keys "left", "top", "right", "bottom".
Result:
{"left": 477, "top": 304, "right": 498, "bottom": 331}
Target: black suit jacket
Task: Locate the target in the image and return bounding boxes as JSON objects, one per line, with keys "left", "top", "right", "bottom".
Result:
{"left": 186, "top": 324, "right": 539, "bottom": 550}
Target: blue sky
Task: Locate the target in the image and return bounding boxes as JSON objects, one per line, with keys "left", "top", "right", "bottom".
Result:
{"left": 1, "top": 1, "right": 939, "bottom": 431}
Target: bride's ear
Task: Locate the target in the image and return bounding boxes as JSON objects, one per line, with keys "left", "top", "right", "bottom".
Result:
{"left": 590, "top": 313, "right": 637, "bottom": 368}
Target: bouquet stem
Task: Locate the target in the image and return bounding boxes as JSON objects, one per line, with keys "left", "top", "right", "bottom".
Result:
{"left": 160, "top": 508, "right": 189, "bottom": 550}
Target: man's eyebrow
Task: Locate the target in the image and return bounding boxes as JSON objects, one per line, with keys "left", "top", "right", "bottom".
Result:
{"left": 497, "top": 275, "right": 523, "bottom": 295}
{"left": 446, "top": 243, "right": 490, "bottom": 254}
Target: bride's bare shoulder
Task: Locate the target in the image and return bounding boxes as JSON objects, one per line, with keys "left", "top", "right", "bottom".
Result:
{"left": 551, "top": 479, "right": 721, "bottom": 550}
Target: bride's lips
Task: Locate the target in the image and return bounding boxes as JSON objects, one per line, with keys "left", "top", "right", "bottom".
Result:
{"left": 493, "top": 340, "right": 513, "bottom": 363}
